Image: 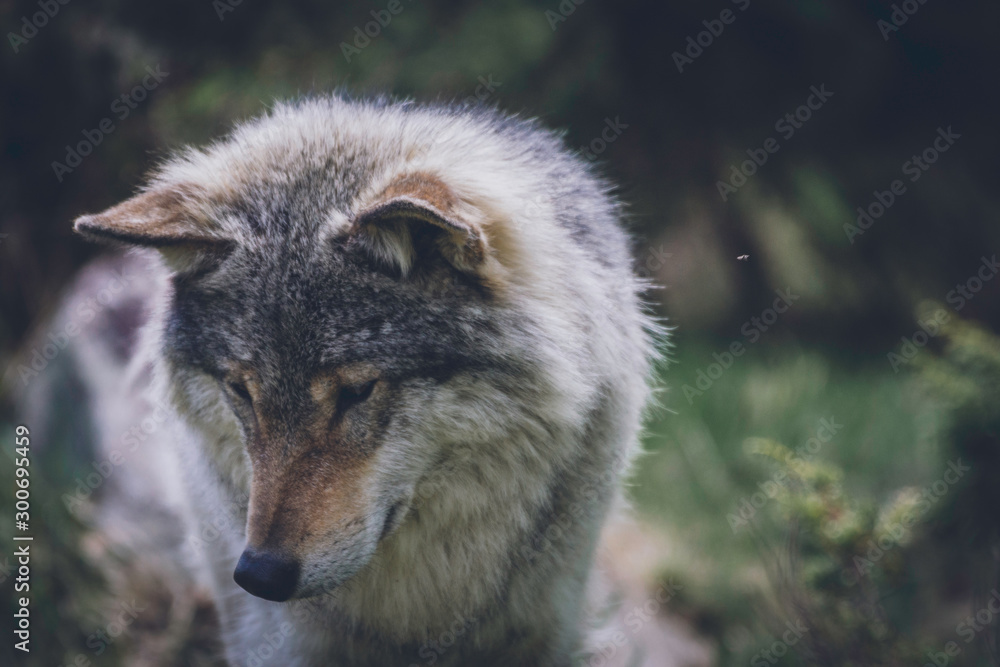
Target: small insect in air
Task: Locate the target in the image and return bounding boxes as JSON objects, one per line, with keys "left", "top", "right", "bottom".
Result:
{"left": 736, "top": 254, "right": 750, "bottom": 261}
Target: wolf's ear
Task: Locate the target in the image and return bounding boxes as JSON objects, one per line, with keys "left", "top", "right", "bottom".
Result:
{"left": 352, "top": 173, "right": 489, "bottom": 277}
{"left": 74, "top": 187, "right": 229, "bottom": 250}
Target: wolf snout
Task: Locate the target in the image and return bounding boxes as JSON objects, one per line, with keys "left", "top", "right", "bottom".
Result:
{"left": 233, "top": 548, "right": 300, "bottom": 602}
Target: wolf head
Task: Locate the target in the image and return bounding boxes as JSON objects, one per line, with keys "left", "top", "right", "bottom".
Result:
{"left": 73, "top": 97, "right": 633, "bottom": 604}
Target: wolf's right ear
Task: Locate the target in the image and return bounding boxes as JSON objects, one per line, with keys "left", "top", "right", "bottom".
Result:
{"left": 352, "top": 172, "right": 499, "bottom": 280}
{"left": 74, "top": 187, "right": 230, "bottom": 251}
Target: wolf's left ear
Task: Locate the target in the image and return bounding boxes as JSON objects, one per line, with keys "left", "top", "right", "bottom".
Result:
{"left": 74, "top": 186, "right": 228, "bottom": 250}
{"left": 352, "top": 173, "right": 490, "bottom": 277}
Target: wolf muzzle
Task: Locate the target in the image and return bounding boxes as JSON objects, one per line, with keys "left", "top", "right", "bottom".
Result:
{"left": 233, "top": 548, "right": 300, "bottom": 602}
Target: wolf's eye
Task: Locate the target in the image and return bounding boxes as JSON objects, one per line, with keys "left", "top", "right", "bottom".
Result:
{"left": 338, "top": 379, "right": 377, "bottom": 413}
{"left": 227, "top": 381, "right": 252, "bottom": 404}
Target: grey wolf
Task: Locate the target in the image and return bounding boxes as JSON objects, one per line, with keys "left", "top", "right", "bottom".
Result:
{"left": 72, "top": 95, "right": 658, "bottom": 666}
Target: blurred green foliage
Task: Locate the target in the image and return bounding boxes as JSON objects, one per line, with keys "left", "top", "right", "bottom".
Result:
{"left": 633, "top": 310, "right": 1000, "bottom": 665}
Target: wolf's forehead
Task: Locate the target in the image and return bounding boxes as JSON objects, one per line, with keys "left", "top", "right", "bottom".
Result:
{"left": 215, "top": 252, "right": 412, "bottom": 339}
{"left": 214, "top": 152, "right": 384, "bottom": 239}
{"left": 199, "top": 250, "right": 490, "bottom": 372}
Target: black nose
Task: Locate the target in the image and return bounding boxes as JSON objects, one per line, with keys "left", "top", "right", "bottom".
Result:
{"left": 233, "top": 548, "right": 300, "bottom": 602}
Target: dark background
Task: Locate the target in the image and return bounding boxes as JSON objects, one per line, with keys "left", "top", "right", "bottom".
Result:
{"left": 2, "top": 1, "right": 1000, "bottom": 665}
{"left": 2, "top": 0, "right": 998, "bottom": 355}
